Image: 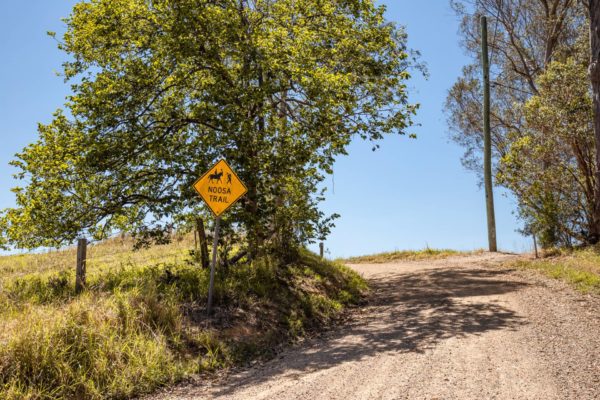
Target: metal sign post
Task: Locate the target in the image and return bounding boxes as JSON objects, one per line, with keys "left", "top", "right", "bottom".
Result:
{"left": 207, "top": 217, "right": 221, "bottom": 315}
{"left": 193, "top": 159, "right": 248, "bottom": 316}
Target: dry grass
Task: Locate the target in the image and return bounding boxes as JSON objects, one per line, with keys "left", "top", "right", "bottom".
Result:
{"left": 341, "top": 248, "right": 472, "bottom": 264}
{"left": 510, "top": 247, "right": 600, "bottom": 294}
{"left": 0, "top": 234, "right": 194, "bottom": 285}
{"left": 0, "top": 236, "right": 366, "bottom": 399}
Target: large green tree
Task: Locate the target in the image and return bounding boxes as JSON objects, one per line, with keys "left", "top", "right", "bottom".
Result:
{"left": 1, "top": 0, "right": 417, "bottom": 254}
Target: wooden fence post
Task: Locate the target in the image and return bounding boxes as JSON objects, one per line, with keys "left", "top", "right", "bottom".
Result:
{"left": 76, "top": 238, "right": 87, "bottom": 294}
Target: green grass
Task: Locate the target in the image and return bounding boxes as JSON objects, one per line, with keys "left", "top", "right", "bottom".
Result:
{"left": 510, "top": 247, "right": 600, "bottom": 294}
{"left": 341, "top": 248, "right": 468, "bottom": 264}
{"left": 0, "top": 236, "right": 367, "bottom": 399}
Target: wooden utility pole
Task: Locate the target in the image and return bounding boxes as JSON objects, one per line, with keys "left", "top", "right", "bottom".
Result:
{"left": 75, "top": 238, "right": 87, "bottom": 293}
{"left": 481, "top": 16, "right": 498, "bottom": 252}
{"left": 588, "top": 0, "right": 600, "bottom": 243}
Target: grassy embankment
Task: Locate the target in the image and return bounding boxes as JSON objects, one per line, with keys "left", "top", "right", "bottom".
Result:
{"left": 341, "top": 248, "right": 467, "bottom": 264}
{"left": 510, "top": 247, "right": 600, "bottom": 295}
{"left": 0, "top": 235, "right": 367, "bottom": 399}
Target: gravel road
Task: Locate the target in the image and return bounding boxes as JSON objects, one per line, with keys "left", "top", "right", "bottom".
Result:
{"left": 149, "top": 253, "right": 600, "bottom": 399}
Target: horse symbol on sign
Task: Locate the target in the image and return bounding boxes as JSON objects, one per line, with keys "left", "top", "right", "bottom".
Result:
{"left": 208, "top": 169, "right": 223, "bottom": 184}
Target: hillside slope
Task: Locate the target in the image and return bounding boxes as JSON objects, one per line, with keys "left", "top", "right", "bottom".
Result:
{"left": 0, "top": 236, "right": 366, "bottom": 399}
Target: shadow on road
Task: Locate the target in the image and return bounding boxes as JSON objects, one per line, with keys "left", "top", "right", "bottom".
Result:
{"left": 212, "top": 265, "right": 528, "bottom": 397}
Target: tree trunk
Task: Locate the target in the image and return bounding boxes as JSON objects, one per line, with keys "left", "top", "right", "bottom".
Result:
{"left": 196, "top": 217, "right": 210, "bottom": 269}
{"left": 589, "top": 0, "right": 600, "bottom": 244}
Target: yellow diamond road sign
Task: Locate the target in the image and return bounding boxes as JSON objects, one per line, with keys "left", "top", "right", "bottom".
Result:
{"left": 193, "top": 159, "right": 248, "bottom": 217}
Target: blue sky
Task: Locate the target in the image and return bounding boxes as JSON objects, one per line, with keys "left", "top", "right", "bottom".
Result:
{"left": 0, "top": 0, "right": 532, "bottom": 257}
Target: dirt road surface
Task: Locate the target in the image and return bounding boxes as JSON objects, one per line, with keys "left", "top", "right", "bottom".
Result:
{"left": 150, "top": 253, "right": 600, "bottom": 399}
